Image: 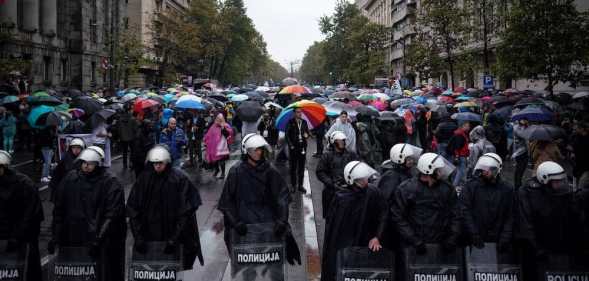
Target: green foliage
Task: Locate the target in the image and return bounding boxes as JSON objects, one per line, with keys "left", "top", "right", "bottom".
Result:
{"left": 497, "top": 0, "right": 589, "bottom": 93}
{"left": 404, "top": 33, "right": 444, "bottom": 80}
{"left": 307, "top": 0, "right": 388, "bottom": 85}
{"left": 149, "top": 0, "right": 281, "bottom": 86}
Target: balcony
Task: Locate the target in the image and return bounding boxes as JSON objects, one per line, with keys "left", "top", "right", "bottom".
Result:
{"left": 392, "top": 4, "right": 416, "bottom": 24}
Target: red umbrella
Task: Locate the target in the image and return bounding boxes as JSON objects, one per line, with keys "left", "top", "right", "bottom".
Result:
{"left": 133, "top": 98, "right": 160, "bottom": 113}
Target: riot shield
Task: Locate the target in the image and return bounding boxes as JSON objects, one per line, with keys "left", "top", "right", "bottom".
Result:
{"left": 129, "top": 242, "right": 182, "bottom": 281}
{"left": 336, "top": 247, "right": 395, "bottom": 281}
{"left": 537, "top": 254, "right": 589, "bottom": 281}
{"left": 464, "top": 243, "right": 521, "bottom": 281}
{"left": 403, "top": 244, "right": 464, "bottom": 281}
{"left": 230, "top": 223, "right": 286, "bottom": 281}
{"left": 51, "top": 247, "right": 97, "bottom": 281}
{"left": 0, "top": 240, "right": 26, "bottom": 281}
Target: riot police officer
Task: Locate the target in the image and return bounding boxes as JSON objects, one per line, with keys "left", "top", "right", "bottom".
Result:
{"left": 51, "top": 146, "right": 126, "bottom": 281}
{"left": 49, "top": 138, "right": 85, "bottom": 201}
{"left": 378, "top": 143, "right": 422, "bottom": 201}
{"left": 0, "top": 150, "right": 43, "bottom": 281}
{"left": 390, "top": 152, "right": 460, "bottom": 254}
{"left": 518, "top": 161, "right": 584, "bottom": 277}
{"left": 316, "top": 131, "right": 359, "bottom": 218}
{"left": 127, "top": 145, "right": 204, "bottom": 269}
{"left": 460, "top": 153, "right": 514, "bottom": 251}
{"left": 218, "top": 133, "right": 300, "bottom": 264}
{"left": 321, "top": 161, "right": 388, "bottom": 281}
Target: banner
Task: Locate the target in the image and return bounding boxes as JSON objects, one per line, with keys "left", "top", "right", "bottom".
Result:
{"left": 231, "top": 223, "right": 285, "bottom": 281}
{"left": 337, "top": 247, "right": 394, "bottom": 281}
{"left": 51, "top": 247, "right": 97, "bottom": 281}
{"left": 0, "top": 241, "right": 25, "bottom": 281}
{"left": 57, "top": 134, "right": 111, "bottom": 167}
{"left": 130, "top": 242, "right": 182, "bottom": 281}
{"left": 464, "top": 243, "right": 521, "bottom": 281}
{"left": 404, "top": 244, "right": 464, "bottom": 281}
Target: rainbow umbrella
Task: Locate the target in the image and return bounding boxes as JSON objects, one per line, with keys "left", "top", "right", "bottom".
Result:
{"left": 275, "top": 100, "right": 326, "bottom": 131}
{"left": 279, "top": 85, "right": 311, "bottom": 95}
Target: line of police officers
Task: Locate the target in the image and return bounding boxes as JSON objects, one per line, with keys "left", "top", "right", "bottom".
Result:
{"left": 1, "top": 129, "right": 588, "bottom": 281}
{"left": 316, "top": 131, "right": 589, "bottom": 281}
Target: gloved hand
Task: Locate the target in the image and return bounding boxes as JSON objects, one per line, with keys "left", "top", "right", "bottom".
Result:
{"left": 286, "top": 234, "right": 302, "bottom": 265}
{"left": 164, "top": 240, "right": 176, "bottom": 254}
{"left": 235, "top": 223, "right": 248, "bottom": 236}
{"left": 134, "top": 239, "right": 147, "bottom": 254}
{"left": 274, "top": 221, "right": 288, "bottom": 237}
{"left": 415, "top": 242, "right": 427, "bottom": 255}
{"left": 442, "top": 240, "right": 457, "bottom": 253}
{"left": 47, "top": 240, "right": 57, "bottom": 255}
{"left": 87, "top": 241, "right": 100, "bottom": 258}
{"left": 472, "top": 235, "right": 484, "bottom": 249}
{"left": 5, "top": 239, "right": 19, "bottom": 253}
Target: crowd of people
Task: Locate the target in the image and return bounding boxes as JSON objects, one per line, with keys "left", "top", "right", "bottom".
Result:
{"left": 1, "top": 81, "right": 589, "bottom": 281}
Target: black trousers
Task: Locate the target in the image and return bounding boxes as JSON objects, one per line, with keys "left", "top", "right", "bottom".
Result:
{"left": 514, "top": 153, "right": 528, "bottom": 189}
{"left": 316, "top": 134, "right": 325, "bottom": 154}
{"left": 289, "top": 149, "right": 306, "bottom": 189}
{"left": 119, "top": 140, "right": 132, "bottom": 167}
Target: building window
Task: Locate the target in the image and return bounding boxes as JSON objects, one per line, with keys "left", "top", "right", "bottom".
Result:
{"left": 61, "top": 59, "right": 68, "bottom": 81}
{"left": 43, "top": 56, "right": 52, "bottom": 82}
{"left": 91, "top": 62, "right": 96, "bottom": 83}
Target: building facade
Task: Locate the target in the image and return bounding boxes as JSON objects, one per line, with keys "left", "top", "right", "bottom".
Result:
{"left": 390, "top": 0, "right": 418, "bottom": 84}
{"left": 356, "top": 0, "right": 394, "bottom": 76}
{"left": 126, "top": 0, "right": 190, "bottom": 87}
{"left": 0, "top": 0, "right": 126, "bottom": 91}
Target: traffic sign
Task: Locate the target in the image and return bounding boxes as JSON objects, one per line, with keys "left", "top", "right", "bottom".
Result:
{"left": 483, "top": 75, "right": 494, "bottom": 89}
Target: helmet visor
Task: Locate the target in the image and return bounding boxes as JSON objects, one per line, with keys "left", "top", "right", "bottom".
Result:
{"left": 403, "top": 144, "right": 423, "bottom": 161}
{"left": 435, "top": 156, "right": 456, "bottom": 180}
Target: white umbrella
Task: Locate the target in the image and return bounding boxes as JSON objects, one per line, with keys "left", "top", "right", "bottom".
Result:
{"left": 573, "top": 91, "right": 589, "bottom": 99}
{"left": 264, "top": 102, "right": 283, "bottom": 109}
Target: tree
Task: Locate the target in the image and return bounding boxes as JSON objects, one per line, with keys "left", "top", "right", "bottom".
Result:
{"left": 497, "top": 0, "right": 589, "bottom": 94}
{"left": 405, "top": 33, "right": 444, "bottom": 81}
{"left": 417, "top": 0, "right": 470, "bottom": 89}
{"left": 319, "top": 0, "right": 388, "bottom": 85}
{"left": 299, "top": 41, "right": 329, "bottom": 84}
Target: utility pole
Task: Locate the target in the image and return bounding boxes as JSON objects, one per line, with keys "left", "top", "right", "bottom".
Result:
{"left": 286, "top": 59, "right": 301, "bottom": 78}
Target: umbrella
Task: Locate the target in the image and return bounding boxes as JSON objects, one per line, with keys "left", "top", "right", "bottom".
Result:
{"left": 133, "top": 98, "right": 160, "bottom": 112}
{"left": 356, "top": 105, "right": 379, "bottom": 118}
{"left": 323, "top": 101, "right": 357, "bottom": 117}
{"left": 514, "top": 97, "right": 545, "bottom": 109}
{"left": 148, "top": 95, "right": 165, "bottom": 104}
{"left": 167, "top": 88, "right": 179, "bottom": 93}
{"left": 27, "top": 105, "right": 55, "bottom": 128}
{"left": 329, "top": 91, "right": 355, "bottom": 100}
{"left": 0, "top": 84, "right": 18, "bottom": 96}
{"left": 372, "top": 100, "right": 387, "bottom": 111}
{"left": 204, "top": 98, "right": 225, "bottom": 109}
{"left": 281, "top": 77, "right": 299, "bottom": 86}
{"left": 279, "top": 85, "right": 311, "bottom": 95}
{"left": 28, "top": 95, "right": 62, "bottom": 106}
{"left": 68, "top": 108, "right": 85, "bottom": 118}
{"left": 312, "top": 97, "right": 328, "bottom": 104}
{"left": 451, "top": 112, "right": 482, "bottom": 122}
{"left": 1, "top": 95, "right": 19, "bottom": 105}
{"left": 245, "top": 91, "right": 265, "bottom": 101}
{"left": 275, "top": 100, "right": 326, "bottom": 131}
{"left": 32, "top": 91, "right": 50, "bottom": 97}
{"left": 573, "top": 91, "right": 589, "bottom": 99}
{"left": 175, "top": 95, "right": 205, "bottom": 110}
{"left": 256, "top": 86, "right": 271, "bottom": 92}
{"left": 511, "top": 106, "right": 553, "bottom": 122}
{"left": 493, "top": 106, "right": 513, "bottom": 120}
{"left": 390, "top": 98, "right": 415, "bottom": 108}
{"left": 523, "top": 125, "right": 564, "bottom": 141}
{"left": 455, "top": 95, "right": 472, "bottom": 102}
{"left": 208, "top": 94, "right": 228, "bottom": 102}
{"left": 93, "top": 108, "right": 117, "bottom": 121}
{"left": 438, "top": 96, "right": 455, "bottom": 104}
{"left": 163, "top": 93, "right": 176, "bottom": 104}
{"left": 357, "top": 94, "right": 377, "bottom": 101}
{"left": 264, "top": 102, "right": 283, "bottom": 110}
{"left": 36, "top": 111, "right": 71, "bottom": 127}
{"left": 71, "top": 96, "right": 102, "bottom": 116}
{"left": 230, "top": 94, "right": 249, "bottom": 102}
{"left": 454, "top": 101, "right": 478, "bottom": 108}
{"left": 373, "top": 93, "right": 391, "bottom": 101}
{"left": 67, "top": 89, "right": 86, "bottom": 98}
{"left": 121, "top": 93, "right": 138, "bottom": 103}
{"left": 237, "top": 101, "right": 265, "bottom": 122}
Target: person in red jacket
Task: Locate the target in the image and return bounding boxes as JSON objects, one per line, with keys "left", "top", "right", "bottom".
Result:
{"left": 448, "top": 121, "right": 471, "bottom": 187}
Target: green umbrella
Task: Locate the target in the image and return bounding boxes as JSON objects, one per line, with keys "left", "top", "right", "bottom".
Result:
{"left": 28, "top": 105, "right": 55, "bottom": 128}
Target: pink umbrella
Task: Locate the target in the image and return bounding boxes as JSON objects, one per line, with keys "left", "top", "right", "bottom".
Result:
{"left": 348, "top": 100, "right": 363, "bottom": 108}
{"left": 372, "top": 100, "right": 387, "bottom": 111}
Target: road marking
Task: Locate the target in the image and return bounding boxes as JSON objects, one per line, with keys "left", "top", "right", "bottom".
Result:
{"left": 303, "top": 169, "right": 321, "bottom": 281}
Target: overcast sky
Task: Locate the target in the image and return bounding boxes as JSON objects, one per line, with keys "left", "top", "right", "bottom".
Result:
{"left": 243, "top": 0, "right": 346, "bottom": 70}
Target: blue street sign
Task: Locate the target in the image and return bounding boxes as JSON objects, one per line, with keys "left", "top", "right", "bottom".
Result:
{"left": 483, "top": 75, "right": 494, "bottom": 89}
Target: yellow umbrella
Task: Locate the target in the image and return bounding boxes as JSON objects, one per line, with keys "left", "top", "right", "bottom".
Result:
{"left": 454, "top": 101, "right": 478, "bottom": 108}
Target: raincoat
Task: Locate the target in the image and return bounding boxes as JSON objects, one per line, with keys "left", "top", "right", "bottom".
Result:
{"left": 326, "top": 119, "right": 356, "bottom": 152}
{"left": 203, "top": 122, "right": 234, "bottom": 163}
{"left": 316, "top": 148, "right": 359, "bottom": 218}
{"left": 468, "top": 125, "right": 496, "bottom": 173}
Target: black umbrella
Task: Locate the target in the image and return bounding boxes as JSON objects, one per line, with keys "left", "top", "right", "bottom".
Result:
{"left": 71, "top": 96, "right": 103, "bottom": 116}
{"left": 208, "top": 94, "right": 228, "bottom": 102}
{"left": 0, "top": 84, "right": 19, "bottom": 96}
{"left": 281, "top": 77, "right": 298, "bottom": 86}
{"left": 237, "top": 101, "right": 265, "bottom": 122}
{"left": 93, "top": 108, "right": 117, "bottom": 120}
{"left": 28, "top": 95, "right": 63, "bottom": 106}
{"left": 356, "top": 105, "right": 380, "bottom": 118}
{"left": 204, "top": 98, "right": 225, "bottom": 109}
{"left": 148, "top": 96, "right": 166, "bottom": 104}
{"left": 245, "top": 91, "right": 264, "bottom": 102}
{"left": 523, "top": 124, "right": 564, "bottom": 141}
{"left": 36, "top": 111, "right": 71, "bottom": 127}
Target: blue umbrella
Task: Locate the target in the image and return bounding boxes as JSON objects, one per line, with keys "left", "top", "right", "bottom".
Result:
{"left": 455, "top": 95, "right": 471, "bottom": 102}
{"left": 511, "top": 106, "right": 553, "bottom": 122}
{"left": 175, "top": 95, "right": 205, "bottom": 110}
{"left": 230, "top": 94, "right": 249, "bottom": 102}
{"left": 1, "top": 95, "right": 19, "bottom": 105}
{"left": 163, "top": 93, "right": 176, "bottom": 104}
{"left": 28, "top": 105, "right": 55, "bottom": 128}
{"left": 452, "top": 112, "right": 482, "bottom": 122}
